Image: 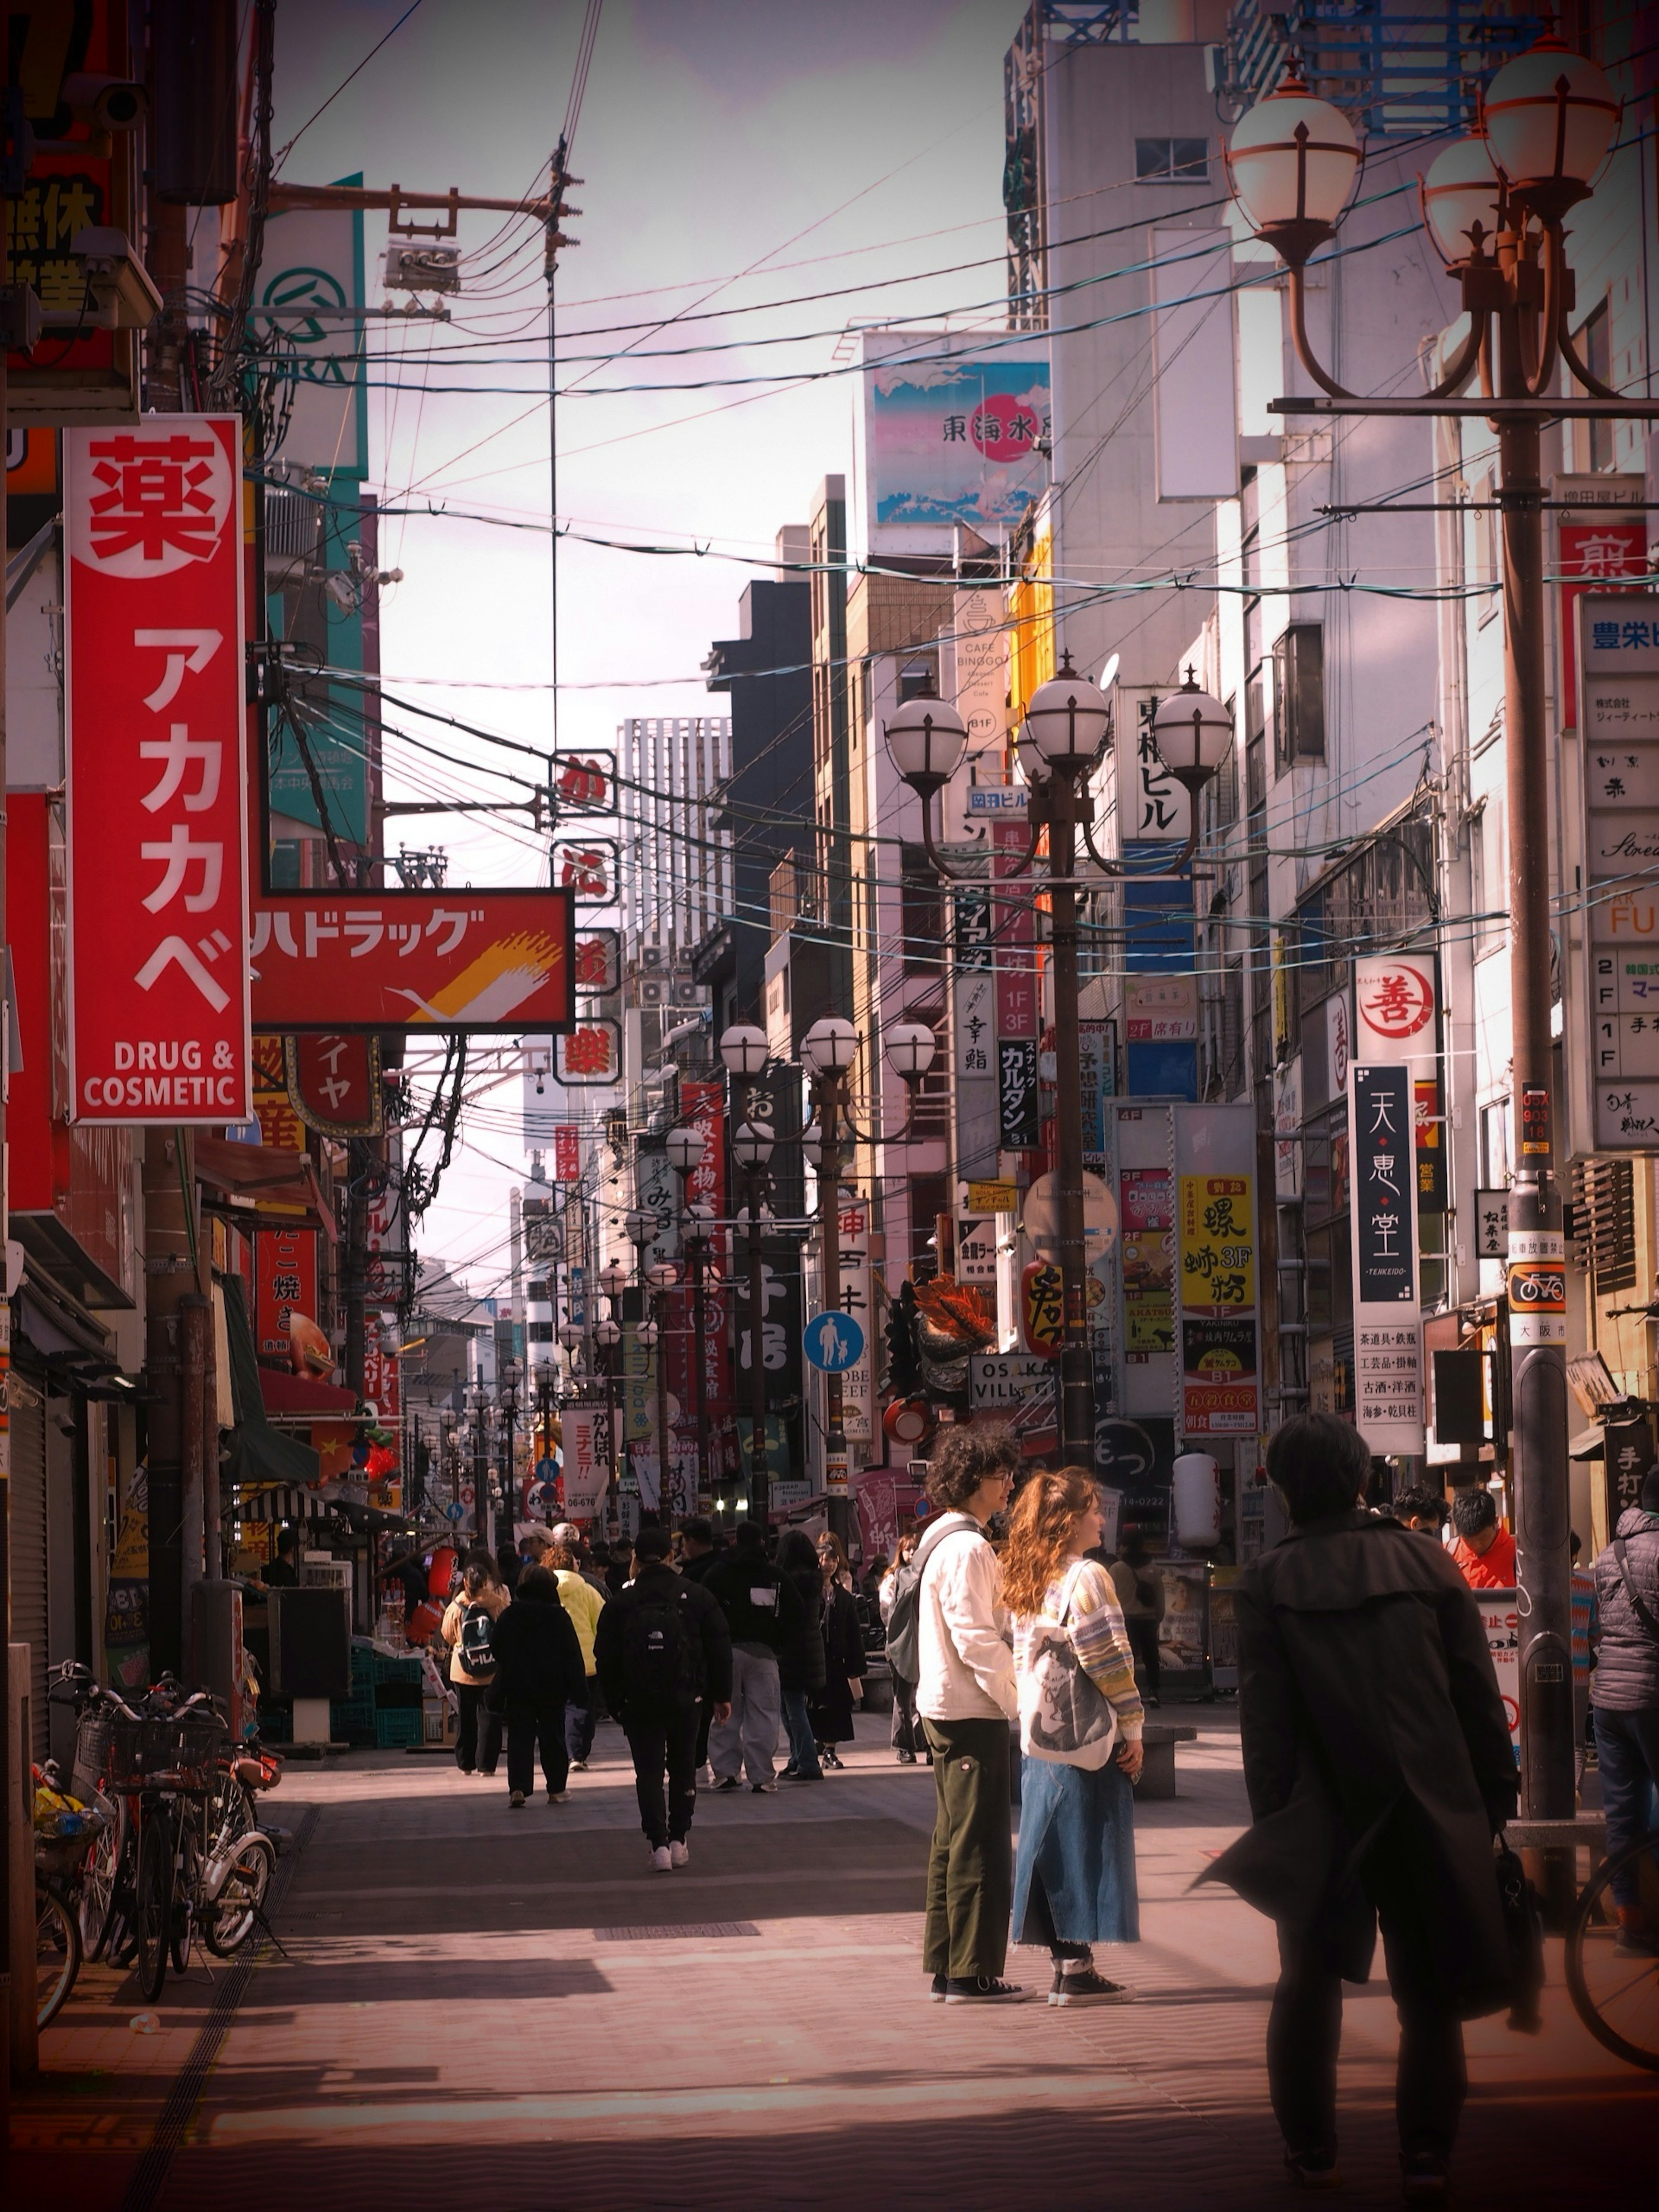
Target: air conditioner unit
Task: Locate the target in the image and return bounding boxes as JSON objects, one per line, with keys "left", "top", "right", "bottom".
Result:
{"left": 638, "top": 978, "right": 668, "bottom": 1008}
{"left": 639, "top": 945, "right": 665, "bottom": 971}
{"left": 671, "top": 980, "right": 711, "bottom": 1007}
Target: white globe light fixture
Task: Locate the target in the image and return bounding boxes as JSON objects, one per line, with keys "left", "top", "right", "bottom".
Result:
{"left": 624, "top": 1206, "right": 655, "bottom": 1246}
{"left": 646, "top": 1261, "right": 678, "bottom": 1292}
{"left": 1226, "top": 69, "right": 1362, "bottom": 263}
{"left": 733, "top": 1120, "right": 775, "bottom": 1170}
{"left": 637, "top": 1318, "right": 659, "bottom": 1350}
{"left": 801, "top": 1016, "right": 859, "bottom": 1078}
{"left": 1482, "top": 34, "right": 1618, "bottom": 224}
{"left": 557, "top": 1321, "right": 582, "bottom": 1350}
{"left": 594, "top": 1317, "right": 621, "bottom": 1349}
{"left": 1019, "top": 652, "right": 1113, "bottom": 781}
{"left": 718, "top": 1023, "right": 769, "bottom": 1079}
{"left": 664, "top": 1124, "right": 706, "bottom": 1176}
{"left": 1150, "top": 670, "right": 1233, "bottom": 795}
{"left": 1420, "top": 127, "right": 1505, "bottom": 269}
{"left": 884, "top": 692, "right": 969, "bottom": 799}
{"left": 599, "top": 1259, "right": 629, "bottom": 1301}
{"left": 884, "top": 1021, "right": 937, "bottom": 1082}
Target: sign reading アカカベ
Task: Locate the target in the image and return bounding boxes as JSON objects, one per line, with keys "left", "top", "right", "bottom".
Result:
{"left": 63, "top": 419, "right": 251, "bottom": 1124}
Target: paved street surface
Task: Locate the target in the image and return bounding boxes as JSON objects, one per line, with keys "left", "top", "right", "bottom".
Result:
{"left": 14, "top": 1710, "right": 1655, "bottom": 2210}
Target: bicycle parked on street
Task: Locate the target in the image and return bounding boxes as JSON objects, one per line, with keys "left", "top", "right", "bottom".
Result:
{"left": 1565, "top": 1823, "right": 1659, "bottom": 2073}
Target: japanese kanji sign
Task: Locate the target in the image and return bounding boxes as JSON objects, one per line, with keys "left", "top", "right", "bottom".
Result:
{"left": 1580, "top": 591, "right": 1659, "bottom": 1147}
{"left": 573, "top": 929, "right": 621, "bottom": 996}
{"left": 552, "top": 753, "right": 616, "bottom": 812}
{"left": 254, "top": 1227, "right": 319, "bottom": 1358}
{"left": 248, "top": 888, "right": 575, "bottom": 1033}
{"left": 1354, "top": 954, "right": 1437, "bottom": 1055}
{"left": 556, "top": 1019, "right": 620, "bottom": 1084}
{"left": 286, "top": 1033, "right": 383, "bottom": 1137}
{"left": 1173, "top": 1105, "right": 1259, "bottom": 1438}
{"left": 552, "top": 840, "right": 618, "bottom": 902}
{"left": 1349, "top": 1062, "right": 1424, "bottom": 1452}
{"left": 553, "top": 1125, "right": 581, "bottom": 1182}
{"left": 64, "top": 417, "right": 251, "bottom": 1123}
{"left": 1556, "top": 482, "right": 1648, "bottom": 728}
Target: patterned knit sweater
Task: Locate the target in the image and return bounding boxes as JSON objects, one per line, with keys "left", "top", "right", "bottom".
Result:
{"left": 1013, "top": 1557, "right": 1146, "bottom": 1742}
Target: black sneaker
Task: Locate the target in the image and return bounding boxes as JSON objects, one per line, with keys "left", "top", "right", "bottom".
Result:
{"left": 944, "top": 1976, "right": 1029, "bottom": 2004}
{"left": 1401, "top": 2154, "right": 1449, "bottom": 2205}
{"left": 778, "top": 1768, "right": 823, "bottom": 1783}
{"left": 712, "top": 1775, "right": 741, "bottom": 1792}
{"left": 750, "top": 1781, "right": 775, "bottom": 1794}
{"left": 928, "top": 1973, "right": 948, "bottom": 2002}
{"left": 896, "top": 1749, "right": 917, "bottom": 1764}
{"left": 1049, "top": 1965, "right": 1134, "bottom": 2006}
{"left": 1284, "top": 2151, "right": 1342, "bottom": 2192}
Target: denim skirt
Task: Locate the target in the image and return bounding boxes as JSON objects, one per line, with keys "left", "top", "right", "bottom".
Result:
{"left": 1011, "top": 1750, "right": 1140, "bottom": 1945}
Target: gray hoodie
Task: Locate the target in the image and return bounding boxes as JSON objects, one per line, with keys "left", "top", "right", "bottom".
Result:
{"left": 1591, "top": 1507, "right": 1659, "bottom": 1711}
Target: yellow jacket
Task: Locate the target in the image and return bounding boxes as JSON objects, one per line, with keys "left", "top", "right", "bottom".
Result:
{"left": 554, "top": 1569, "right": 604, "bottom": 1675}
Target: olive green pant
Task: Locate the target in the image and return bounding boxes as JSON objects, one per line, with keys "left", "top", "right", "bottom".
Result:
{"left": 922, "top": 1714, "right": 1013, "bottom": 1983}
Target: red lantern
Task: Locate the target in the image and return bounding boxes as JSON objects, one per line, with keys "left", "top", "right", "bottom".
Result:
{"left": 883, "top": 1396, "right": 937, "bottom": 1449}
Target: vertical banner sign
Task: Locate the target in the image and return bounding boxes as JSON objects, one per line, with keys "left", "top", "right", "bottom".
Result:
{"left": 1349, "top": 1063, "right": 1425, "bottom": 1452}
{"left": 553, "top": 1124, "right": 581, "bottom": 1182}
{"left": 951, "top": 886, "right": 999, "bottom": 1179}
{"left": 562, "top": 1405, "right": 612, "bottom": 1516}
{"left": 1354, "top": 953, "right": 1443, "bottom": 1215}
{"left": 1173, "top": 1103, "right": 1260, "bottom": 1437}
{"left": 1557, "top": 500, "right": 1647, "bottom": 729}
{"left": 64, "top": 418, "right": 250, "bottom": 1122}
{"left": 1078, "top": 1020, "right": 1115, "bottom": 1170}
{"left": 993, "top": 821, "right": 1039, "bottom": 1148}
{"left": 1580, "top": 594, "right": 1659, "bottom": 1146}
{"left": 254, "top": 1227, "right": 319, "bottom": 1357}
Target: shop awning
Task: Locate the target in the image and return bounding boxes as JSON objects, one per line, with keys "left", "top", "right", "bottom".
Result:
{"left": 194, "top": 1135, "right": 335, "bottom": 1241}
{"left": 221, "top": 1274, "right": 319, "bottom": 1487}
{"left": 257, "top": 1365, "right": 359, "bottom": 1420}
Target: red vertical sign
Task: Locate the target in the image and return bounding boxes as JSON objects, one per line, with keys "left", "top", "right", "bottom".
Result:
{"left": 553, "top": 1125, "right": 581, "bottom": 1182}
{"left": 254, "top": 1227, "right": 319, "bottom": 1357}
{"left": 1559, "top": 518, "right": 1647, "bottom": 728}
{"left": 64, "top": 418, "right": 250, "bottom": 1122}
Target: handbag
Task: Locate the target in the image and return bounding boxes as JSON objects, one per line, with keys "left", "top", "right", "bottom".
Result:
{"left": 1017, "top": 1560, "right": 1119, "bottom": 1770}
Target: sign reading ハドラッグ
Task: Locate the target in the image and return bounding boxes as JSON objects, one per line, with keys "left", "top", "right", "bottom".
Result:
{"left": 64, "top": 419, "right": 251, "bottom": 1123}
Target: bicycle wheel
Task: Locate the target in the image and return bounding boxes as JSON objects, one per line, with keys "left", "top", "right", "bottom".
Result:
{"left": 36, "top": 1881, "right": 81, "bottom": 2030}
{"left": 79, "top": 1799, "right": 125, "bottom": 1960}
{"left": 133, "top": 1808, "right": 173, "bottom": 2005}
{"left": 203, "top": 1832, "right": 276, "bottom": 1956}
{"left": 1566, "top": 1828, "right": 1659, "bottom": 2072}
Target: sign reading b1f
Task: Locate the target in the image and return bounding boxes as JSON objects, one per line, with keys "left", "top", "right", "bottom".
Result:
{"left": 64, "top": 419, "right": 250, "bottom": 1123}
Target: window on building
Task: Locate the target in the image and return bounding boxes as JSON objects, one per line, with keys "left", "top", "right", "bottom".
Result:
{"left": 1573, "top": 1155, "right": 1637, "bottom": 1292}
{"left": 1136, "top": 137, "right": 1209, "bottom": 181}
{"left": 1480, "top": 1098, "right": 1510, "bottom": 1190}
{"left": 1272, "top": 623, "right": 1325, "bottom": 766}
{"left": 898, "top": 658, "right": 936, "bottom": 703}
{"left": 1580, "top": 300, "right": 1614, "bottom": 472}
{"left": 909, "top": 1172, "right": 950, "bottom": 1276}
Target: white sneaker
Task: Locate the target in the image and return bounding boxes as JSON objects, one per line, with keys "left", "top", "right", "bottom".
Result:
{"left": 669, "top": 1840, "right": 690, "bottom": 1867}
{"left": 651, "top": 1845, "right": 672, "bottom": 1872}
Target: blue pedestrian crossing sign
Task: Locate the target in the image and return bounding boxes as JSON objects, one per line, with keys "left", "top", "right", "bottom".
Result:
{"left": 803, "top": 1309, "right": 865, "bottom": 1373}
{"left": 445, "top": 1500, "right": 466, "bottom": 1522}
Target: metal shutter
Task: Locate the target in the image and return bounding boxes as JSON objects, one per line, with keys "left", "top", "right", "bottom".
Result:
{"left": 10, "top": 1370, "right": 50, "bottom": 1763}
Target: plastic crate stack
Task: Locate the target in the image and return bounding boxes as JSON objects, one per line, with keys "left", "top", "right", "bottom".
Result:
{"left": 331, "top": 1641, "right": 381, "bottom": 1746}
{"left": 362, "top": 1639, "right": 428, "bottom": 1749}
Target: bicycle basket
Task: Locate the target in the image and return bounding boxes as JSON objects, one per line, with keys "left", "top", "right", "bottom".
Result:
{"left": 73, "top": 1712, "right": 114, "bottom": 1790}
{"left": 108, "top": 1709, "right": 229, "bottom": 1792}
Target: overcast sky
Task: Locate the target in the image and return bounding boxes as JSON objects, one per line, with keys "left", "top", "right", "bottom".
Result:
{"left": 270, "top": 0, "right": 1027, "bottom": 1298}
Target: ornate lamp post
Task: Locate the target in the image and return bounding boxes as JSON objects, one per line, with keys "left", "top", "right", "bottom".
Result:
{"left": 731, "top": 1114, "right": 775, "bottom": 1528}
{"left": 888, "top": 668, "right": 1225, "bottom": 1462}
{"left": 1223, "top": 32, "right": 1647, "bottom": 1855}
{"left": 800, "top": 1014, "right": 938, "bottom": 1546}
{"left": 496, "top": 1359, "right": 523, "bottom": 1538}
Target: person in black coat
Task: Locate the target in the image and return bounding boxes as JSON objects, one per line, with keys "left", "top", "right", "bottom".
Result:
{"left": 810, "top": 1531, "right": 865, "bottom": 1766}
{"left": 489, "top": 1567, "right": 587, "bottom": 1807}
{"left": 774, "top": 1528, "right": 828, "bottom": 1781}
{"left": 593, "top": 1528, "right": 733, "bottom": 1865}
{"left": 1211, "top": 1414, "right": 1519, "bottom": 2201}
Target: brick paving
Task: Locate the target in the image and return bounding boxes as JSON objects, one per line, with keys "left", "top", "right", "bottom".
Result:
{"left": 13, "top": 1710, "right": 1656, "bottom": 2209}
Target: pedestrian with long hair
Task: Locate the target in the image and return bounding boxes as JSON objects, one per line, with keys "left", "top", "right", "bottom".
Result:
{"left": 774, "top": 1528, "right": 827, "bottom": 1782}
{"left": 881, "top": 1531, "right": 930, "bottom": 1764}
{"left": 441, "top": 1548, "right": 511, "bottom": 1777}
{"left": 811, "top": 1530, "right": 864, "bottom": 1768}
{"left": 490, "top": 1566, "right": 587, "bottom": 1807}
{"left": 1002, "top": 1466, "right": 1144, "bottom": 2005}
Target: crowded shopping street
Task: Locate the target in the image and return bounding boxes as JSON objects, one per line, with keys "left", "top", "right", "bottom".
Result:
{"left": 8, "top": 2, "right": 1659, "bottom": 2205}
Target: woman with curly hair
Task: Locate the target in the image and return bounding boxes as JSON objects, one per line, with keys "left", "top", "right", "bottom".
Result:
{"left": 1003, "top": 1466, "right": 1144, "bottom": 2005}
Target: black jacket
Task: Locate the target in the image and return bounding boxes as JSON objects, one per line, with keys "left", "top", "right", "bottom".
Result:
{"left": 776, "top": 1565, "right": 827, "bottom": 1695}
{"left": 490, "top": 1595, "right": 586, "bottom": 1707}
{"left": 1214, "top": 1511, "right": 1517, "bottom": 2017}
{"left": 593, "top": 1563, "right": 733, "bottom": 1716}
{"left": 702, "top": 1549, "right": 802, "bottom": 1654}
{"left": 677, "top": 1548, "right": 722, "bottom": 1586}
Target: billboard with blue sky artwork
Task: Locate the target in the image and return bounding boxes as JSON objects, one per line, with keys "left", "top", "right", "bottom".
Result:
{"left": 859, "top": 330, "right": 1049, "bottom": 550}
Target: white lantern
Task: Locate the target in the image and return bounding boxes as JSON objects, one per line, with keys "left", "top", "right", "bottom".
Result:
{"left": 884, "top": 693, "right": 969, "bottom": 795}
{"left": 1020, "top": 655, "right": 1113, "bottom": 779}
{"left": 884, "top": 1021, "right": 937, "bottom": 1081}
{"left": 1420, "top": 129, "right": 1505, "bottom": 268}
{"left": 1483, "top": 35, "right": 1618, "bottom": 221}
{"left": 665, "top": 1124, "right": 706, "bottom": 1176}
{"left": 1150, "top": 671, "right": 1232, "bottom": 793}
{"left": 646, "top": 1261, "right": 678, "bottom": 1292}
{"left": 1172, "top": 1452, "right": 1222, "bottom": 1548}
{"left": 594, "top": 1317, "right": 621, "bottom": 1349}
{"left": 733, "top": 1120, "right": 775, "bottom": 1169}
{"left": 802, "top": 1016, "right": 859, "bottom": 1077}
{"left": 1227, "top": 72, "right": 1361, "bottom": 260}
{"left": 718, "top": 1023, "right": 769, "bottom": 1079}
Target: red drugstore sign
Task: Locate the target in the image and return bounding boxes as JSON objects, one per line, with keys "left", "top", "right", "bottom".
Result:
{"left": 64, "top": 417, "right": 251, "bottom": 1124}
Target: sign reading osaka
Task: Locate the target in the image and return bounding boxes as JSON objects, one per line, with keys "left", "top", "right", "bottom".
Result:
{"left": 64, "top": 420, "right": 251, "bottom": 1123}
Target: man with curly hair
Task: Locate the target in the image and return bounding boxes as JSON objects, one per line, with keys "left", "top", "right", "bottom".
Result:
{"left": 915, "top": 1424, "right": 1024, "bottom": 2002}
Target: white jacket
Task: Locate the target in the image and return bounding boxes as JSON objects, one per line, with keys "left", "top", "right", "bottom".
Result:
{"left": 915, "top": 1513, "right": 1017, "bottom": 1723}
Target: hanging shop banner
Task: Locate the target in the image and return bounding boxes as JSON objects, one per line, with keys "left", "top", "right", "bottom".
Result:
{"left": 1473, "top": 1187, "right": 1508, "bottom": 1260}
{"left": 1119, "top": 1160, "right": 1176, "bottom": 1361}
{"left": 1580, "top": 592, "right": 1659, "bottom": 1147}
{"left": 993, "top": 820, "right": 1038, "bottom": 1145}
{"left": 552, "top": 840, "right": 618, "bottom": 902}
{"left": 634, "top": 1141, "right": 683, "bottom": 1265}
{"left": 1079, "top": 1020, "right": 1116, "bottom": 1168}
{"left": 362, "top": 1338, "right": 401, "bottom": 1428}
{"left": 1414, "top": 1075, "right": 1446, "bottom": 1214}
{"left": 998, "top": 1036, "right": 1040, "bottom": 1150}
{"left": 952, "top": 884, "right": 999, "bottom": 1178}
{"left": 252, "top": 1033, "right": 306, "bottom": 1155}
{"left": 1273, "top": 1058, "right": 1303, "bottom": 1202}
{"left": 1349, "top": 1062, "right": 1425, "bottom": 1453}
{"left": 556, "top": 1018, "right": 620, "bottom": 1084}
{"left": 1556, "top": 480, "right": 1648, "bottom": 728}
{"left": 574, "top": 929, "right": 621, "bottom": 995}
{"left": 680, "top": 1080, "right": 728, "bottom": 1219}
{"left": 732, "top": 1239, "right": 804, "bottom": 1411}
{"left": 254, "top": 1227, "right": 319, "bottom": 1359}
{"left": 1173, "top": 1103, "right": 1260, "bottom": 1438}
{"left": 553, "top": 752, "right": 617, "bottom": 813}
{"left": 285, "top": 1032, "right": 383, "bottom": 1136}
{"left": 562, "top": 1405, "right": 612, "bottom": 1516}
{"left": 1125, "top": 975, "right": 1198, "bottom": 1042}
{"left": 249, "top": 887, "right": 575, "bottom": 1033}
{"left": 957, "top": 1217, "right": 997, "bottom": 1285}
{"left": 1116, "top": 705, "right": 1192, "bottom": 845}
{"left": 554, "top": 1125, "right": 582, "bottom": 1182}
{"left": 64, "top": 417, "right": 251, "bottom": 1123}
{"left": 1355, "top": 953, "right": 1437, "bottom": 1059}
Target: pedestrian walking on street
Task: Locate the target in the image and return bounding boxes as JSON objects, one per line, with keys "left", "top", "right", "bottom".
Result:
{"left": 812, "top": 1532, "right": 865, "bottom": 1768}
{"left": 880, "top": 1532, "right": 931, "bottom": 1764}
{"left": 595, "top": 1524, "right": 733, "bottom": 1869}
{"left": 1446, "top": 1486, "right": 1517, "bottom": 1589}
{"left": 1215, "top": 1414, "right": 1518, "bottom": 2202}
{"left": 1589, "top": 1465, "right": 1659, "bottom": 1953}
{"left": 703, "top": 1521, "right": 799, "bottom": 1792}
{"left": 442, "top": 1550, "right": 511, "bottom": 1777}
{"left": 547, "top": 1540, "right": 606, "bottom": 1768}
{"left": 1004, "top": 1467, "right": 1144, "bottom": 2006}
{"left": 774, "top": 1529, "right": 828, "bottom": 1782}
{"left": 677, "top": 1514, "right": 721, "bottom": 1583}
{"left": 1108, "top": 1536, "right": 1164, "bottom": 1707}
{"left": 490, "top": 1567, "right": 588, "bottom": 1806}
{"left": 1392, "top": 1483, "right": 1449, "bottom": 1537}
{"left": 913, "top": 1426, "right": 1023, "bottom": 2004}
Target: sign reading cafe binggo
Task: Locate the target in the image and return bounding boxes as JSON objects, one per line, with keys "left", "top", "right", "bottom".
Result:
{"left": 63, "top": 420, "right": 251, "bottom": 1124}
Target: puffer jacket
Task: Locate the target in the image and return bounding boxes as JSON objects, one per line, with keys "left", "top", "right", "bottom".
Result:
{"left": 1592, "top": 1507, "right": 1659, "bottom": 1711}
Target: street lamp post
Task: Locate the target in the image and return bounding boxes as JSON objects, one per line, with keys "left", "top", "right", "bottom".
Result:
{"left": 800, "top": 1014, "right": 938, "bottom": 1549}
{"left": 497, "top": 1360, "right": 522, "bottom": 1541}
{"left": 888, "top": 667, "right": 1225, "bottom": 1464}
{"left": 720, "top": 1020, "right": 774, "bottom": 1530}
{"left": 1222, "top": 33, "right": 1653, "bottom": 1851}
{"left": 594, "top": 1311, "right": 622, "bottom": 1535}
{"left": 664, "top": 1122, "right": 711, "bottom": 1516}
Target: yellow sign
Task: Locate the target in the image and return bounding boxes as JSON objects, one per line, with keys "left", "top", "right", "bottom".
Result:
{"left": 966, "top": 1179, "right": 1018, "bottom": 1216}
{"left": 1178, "top": 1176, "right": 1256, "bottom": 1310}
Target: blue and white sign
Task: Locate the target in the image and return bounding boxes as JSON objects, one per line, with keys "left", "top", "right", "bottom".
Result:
{"left": 445, "top": 1500, "right": 466, "bottom": 1522}
{"left": 803, "top": 1309, "right": 866, "bottom": 1374}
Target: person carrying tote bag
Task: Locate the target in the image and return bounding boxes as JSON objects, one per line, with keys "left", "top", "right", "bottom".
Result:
{"left": 1004, "top": 1467, "right": 1146, "bottom": 2006}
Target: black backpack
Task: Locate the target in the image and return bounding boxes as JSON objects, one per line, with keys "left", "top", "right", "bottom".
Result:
{"left": 458, "top": 1602, "right": 498, "bottom": 1679}
{"left": 621, "top": 1583, "right": 701, "bottom": 1716}
{"left": 883, "top": 1517, "right": 986, "bottom": 1685}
